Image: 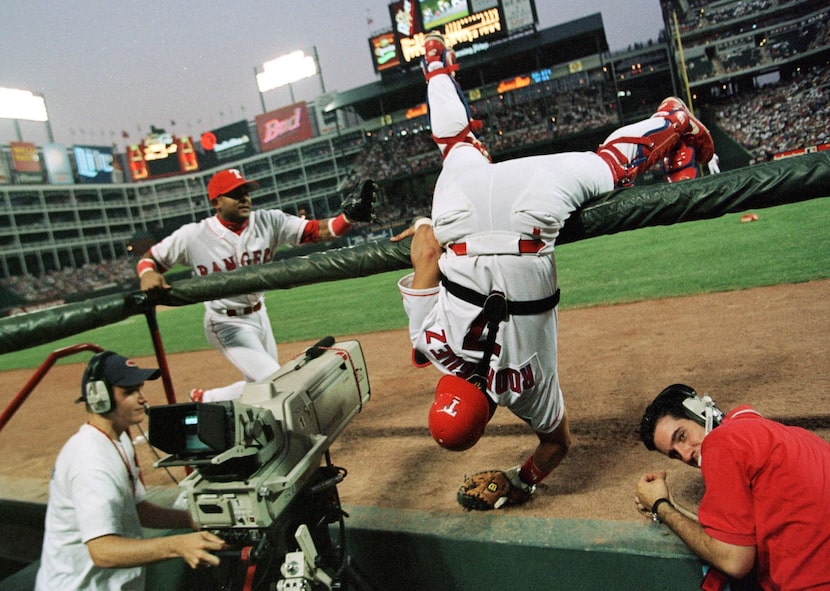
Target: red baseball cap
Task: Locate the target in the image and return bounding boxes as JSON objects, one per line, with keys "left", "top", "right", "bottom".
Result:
{"left": 207, "top": 169, "right": 259, "bottom": 200}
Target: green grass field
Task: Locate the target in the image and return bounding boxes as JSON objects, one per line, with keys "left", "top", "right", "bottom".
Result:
{"left": 3, "top": 197, "right": 828, "bottom": 371}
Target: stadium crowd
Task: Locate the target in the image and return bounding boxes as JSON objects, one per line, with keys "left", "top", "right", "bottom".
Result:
{"left": 2, "top": 258, "right": 137, "bottom": 306}
{"left": 352, "top": 81, "right": 615, "bottom": 183}
{"left": 713, "top": 64, "right": 830, "bottom": 162}
{"left": 680, "top": 0, "right": 777, "bottom": 30}
{"left": 676, "top": 0, "right": 828, "bottom": 83}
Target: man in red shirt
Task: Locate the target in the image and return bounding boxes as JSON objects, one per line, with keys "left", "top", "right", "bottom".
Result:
{"left": 636, "top": 383, "right": 830, "bottom": 590}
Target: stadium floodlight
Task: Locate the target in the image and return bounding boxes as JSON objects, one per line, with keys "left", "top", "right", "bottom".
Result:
{"left": 256, "top": 50, "right": 318, "bottom": 94}
{"left": 255, "top": 48, "right": 326, "bottom": 112}
{"left": 0, "top": 87, "right": 48, "bottom": 122}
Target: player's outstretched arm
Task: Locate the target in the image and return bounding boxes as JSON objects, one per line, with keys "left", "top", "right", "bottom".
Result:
{"left": 137, "top": 254, "right": 171, "bottom": 293}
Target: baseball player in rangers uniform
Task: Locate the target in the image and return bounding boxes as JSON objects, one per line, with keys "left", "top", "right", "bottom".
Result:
{"left": 138, "top": 168, "right": 376, "bottom": 403}
{"left": 396, "top": 32, "right": 714, "bottom": 510}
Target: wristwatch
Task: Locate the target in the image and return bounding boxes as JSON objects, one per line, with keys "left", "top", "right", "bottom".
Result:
{"left": 651, "top": 498, "right": 673, "bottom": 523}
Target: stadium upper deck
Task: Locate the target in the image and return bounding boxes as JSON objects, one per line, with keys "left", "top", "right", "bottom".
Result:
{"left": 0, "top": 0, "right": 826, "bottom": 295}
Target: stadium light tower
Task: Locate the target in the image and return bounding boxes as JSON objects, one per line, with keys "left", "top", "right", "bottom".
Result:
{"left": 255, "top": 47, "right": 325, "bottom": 112}
{"left": 0, "top": 87, "right": 54, "bottom": 142}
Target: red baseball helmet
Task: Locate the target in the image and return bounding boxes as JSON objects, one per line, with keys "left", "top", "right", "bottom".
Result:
{"left": 428, "top": 375, "right": 491, "bottom": 451}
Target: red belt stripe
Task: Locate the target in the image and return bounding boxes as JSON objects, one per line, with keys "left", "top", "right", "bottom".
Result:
{"left": 449, "top": 239, "right": 545, "bottom": 256}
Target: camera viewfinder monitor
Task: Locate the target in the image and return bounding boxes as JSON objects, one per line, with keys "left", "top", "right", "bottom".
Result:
{"left": 148, "top": 402, "right": 233, "bottom": 462}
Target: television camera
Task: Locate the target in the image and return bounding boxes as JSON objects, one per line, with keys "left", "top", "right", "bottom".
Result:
{"left": 148, "top": 337, "right": 370, "bottom": 590}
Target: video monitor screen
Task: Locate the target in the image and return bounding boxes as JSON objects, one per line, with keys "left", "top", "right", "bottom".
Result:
{"left": 183, "top": 412, "right": 214, "bottom": 453}
{"left": 148, "top": 402, "right": 234, "bottom": 458}
{"left": 418, "top": 0, "right": 470, "bottom": 30}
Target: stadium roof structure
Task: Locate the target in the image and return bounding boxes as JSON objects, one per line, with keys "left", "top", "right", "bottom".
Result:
{"left": 327, "top": 13, "right": 609, "bottom": 121}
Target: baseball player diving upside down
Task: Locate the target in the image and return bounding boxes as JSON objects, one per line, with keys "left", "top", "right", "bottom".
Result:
{"left": 138, "top": 168, "right": 377, "bottom": 403}
{"left": 396, "top": 32, "right": 714, "bottom": 510}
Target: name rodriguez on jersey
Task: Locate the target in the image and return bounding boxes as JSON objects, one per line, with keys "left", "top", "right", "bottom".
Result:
{"left": 423, "top": 328, "right": 540, "bottom": 400}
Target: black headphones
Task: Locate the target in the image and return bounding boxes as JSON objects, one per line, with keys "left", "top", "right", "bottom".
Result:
{"left": 85, "top": 351, "right": 116, "bottom": 415}
{"left": 666, "top": 383, "right": 724, "bottom": 433}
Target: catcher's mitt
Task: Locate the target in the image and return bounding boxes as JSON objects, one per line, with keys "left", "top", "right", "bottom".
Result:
{"left": 340, "top": 178, "right": 379, "bottom": 223}
{"left": 457, "top": 469, "right": 535, "bottom": 511}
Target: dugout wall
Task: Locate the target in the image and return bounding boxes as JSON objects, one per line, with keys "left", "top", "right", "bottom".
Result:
{"left": 0, "top": 498, "right": 709, "bottom": 591}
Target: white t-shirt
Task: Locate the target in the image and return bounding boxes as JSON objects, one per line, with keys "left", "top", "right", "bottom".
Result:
{"left": 36, "top": 424, "right": 147, "bottom": 591}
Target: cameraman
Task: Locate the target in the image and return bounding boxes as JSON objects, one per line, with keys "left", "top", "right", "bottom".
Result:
{"left": 35, "top": 351, "right": 226, "bottom": 591}
{"left": 635, "top": 384, "right": 830, "bottom": 590}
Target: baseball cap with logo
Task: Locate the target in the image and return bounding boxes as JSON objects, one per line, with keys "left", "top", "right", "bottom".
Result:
{"left": 77, "top": 352, "right": 161, "bottom": 403}
{"left": 207, "top": 169, "right": 260, "bottom": 201}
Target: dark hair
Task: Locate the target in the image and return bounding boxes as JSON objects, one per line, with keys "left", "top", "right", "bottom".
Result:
{"left": 639, "top": 385, "right": 696, "bottom": 451}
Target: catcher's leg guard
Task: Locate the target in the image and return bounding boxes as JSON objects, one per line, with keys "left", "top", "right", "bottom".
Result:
{"left": 431, "top": 121, "right": 491, "bottom": 162}
{"left": 421, "top": 32, "right": 458, "bottom": 81}
{"left": 657, "top": 97, "right": 714, "bottom": 165}
{"left": 662, "top": 141, "right": 701, "bottom": 183}
{"left": 426, "top": 51, "right": 491, "bottom": 162}
{"left": 596, "top": 107, "right": 688, "bottom": 186}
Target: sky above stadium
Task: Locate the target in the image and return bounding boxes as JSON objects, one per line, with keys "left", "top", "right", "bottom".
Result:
{"left": 2, "top": 1, "right": 665, "bottom": 147}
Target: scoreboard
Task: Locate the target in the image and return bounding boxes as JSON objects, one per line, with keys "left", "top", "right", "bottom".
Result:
{"left": 127, "top": 131, "right": 198, "bottom": 181}
{"left": 370, "top": 0, "right": 537, "bottom": 73}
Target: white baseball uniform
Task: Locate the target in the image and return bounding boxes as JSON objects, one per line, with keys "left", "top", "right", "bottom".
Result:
{"left": 400, "top": 70, "right": 675, "bottom": 433}
{"left": 150, "top": 210, "right": 308, "bottom": 402}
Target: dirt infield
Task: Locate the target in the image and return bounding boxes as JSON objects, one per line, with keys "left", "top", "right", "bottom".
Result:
{"left": 1, "top": 279, "right": 828, "bottom": 522}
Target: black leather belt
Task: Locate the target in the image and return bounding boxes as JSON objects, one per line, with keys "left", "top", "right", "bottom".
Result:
{"left": 225, "top": 301, "right": 262, "bottom": 316}
{"left": 441, "top": 275, "right": 559, "bottom": 315}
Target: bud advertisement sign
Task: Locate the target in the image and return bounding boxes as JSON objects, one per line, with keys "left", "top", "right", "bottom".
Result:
{"left": 255, "top": 102, "right": 314, "bottom": 153}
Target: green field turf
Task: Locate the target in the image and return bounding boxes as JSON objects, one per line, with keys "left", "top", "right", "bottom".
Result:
{"left": 2, "top": 197, "right": 828, "bottom": 371}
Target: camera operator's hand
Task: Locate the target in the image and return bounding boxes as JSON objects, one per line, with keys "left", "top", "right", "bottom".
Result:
{"left": 175, "top": 530, "right": 227, "bottom": 569}
{"left": 86, "top": 529, "right": 227, "bottom": 570}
